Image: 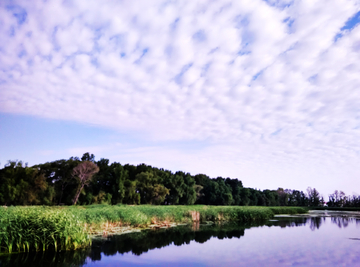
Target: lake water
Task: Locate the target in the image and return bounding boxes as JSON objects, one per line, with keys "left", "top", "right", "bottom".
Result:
{"left": 1, "top": 210, "right": 359, "bottom": 266}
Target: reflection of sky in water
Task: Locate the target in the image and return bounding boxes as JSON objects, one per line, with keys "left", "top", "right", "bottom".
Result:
{"left": 85, "top": 216, "right": 360, "bottom": 266}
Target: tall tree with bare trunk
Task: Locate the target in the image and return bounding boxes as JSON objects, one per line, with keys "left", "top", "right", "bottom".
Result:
{"left": 72, "top": 161, "right": 99, "bottom": 205}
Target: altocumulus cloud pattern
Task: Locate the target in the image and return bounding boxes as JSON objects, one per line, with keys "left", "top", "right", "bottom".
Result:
{"left": 1, "top": 0, "right": 360, "bottom": 196}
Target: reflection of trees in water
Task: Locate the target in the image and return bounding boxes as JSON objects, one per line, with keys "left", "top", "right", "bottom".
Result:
{"left": 90, "top": 224, "right": 246, "bottom": 260}
{"left": 330, "top": 217, "right": 359, "bottom": 228}
{"left": 307, "top": 216, "right": 360, "bottom": 230}
{"left": 268, "top": 217, "right": 324, "bottom": 231}
{"left": 0, "top": 248, "right": 90, "bottom": 267}
{"left": 270, "top": 216, "right": 324, "bottom": 231}
{"left": 268, "top": 216, "right": 360, "bottom": 231}
{"left": 0, "top": 224, "right": 249, "bottom": 266}
{"left": 308, "top": 217, "right": 325, "bottom": 231}
{"left": 270, "top": 218, "right": 308, "bottom": 228}
{"left": 3, "top": 216, "right": 360, "bottom": 266}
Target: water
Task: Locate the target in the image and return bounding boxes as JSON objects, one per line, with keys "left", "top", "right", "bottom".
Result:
{"left": 1, "top": 211, "right": 359, "bottom": 266}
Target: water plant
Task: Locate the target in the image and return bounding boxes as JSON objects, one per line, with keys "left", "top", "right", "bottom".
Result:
{"left": 0, "top": 206, "right": 89, "bottom": 254}
{"left": 0, "top": 205, "right": 307, "bottom": 254}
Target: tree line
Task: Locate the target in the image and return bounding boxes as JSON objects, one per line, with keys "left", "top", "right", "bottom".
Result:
{"left": 0, "top": 153, "right": 359, "bottom": 207}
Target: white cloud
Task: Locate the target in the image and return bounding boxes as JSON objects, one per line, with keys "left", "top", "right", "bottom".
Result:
{"left": 1, "top": 0, "right": 360, "bottom": 195}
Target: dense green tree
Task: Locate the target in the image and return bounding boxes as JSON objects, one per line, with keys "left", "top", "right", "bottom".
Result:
{"left": 123, "top": 180, "right": 140, "bottom": 204}
{"left": 248, "top": 188, "right": 259, "bottom": 206}
{"left": 194, "top": 174, "right": 211, "bottom": 187}
{"left": 240, "top": 188, "right": 250, "bottom": 206}
{"left": 86, "top": 159, "right": 128, "bottom": 205}
{"left": 201, "top": 180, "right": 219, "bottom": 205}
{"left": 123, "top": 164, "right": 137, "bottom": 181}
{"left": 136, "top": 172, "right": 169, "bottom": 204}
{"left": 291, "top": 190, "right": 308, "bottom": 206}
{"left": 136, "top": 163, "right": 153, "bottom": 175}
{"left": 81, "top": 152, "right": 95, "bottom": 162}
{"left": 0, "top": 161, "right": 50, "bottom": 205}
{"left": 225, "top": 178, "right": 243, "bottom": 205}
{"left": 263, "top": 190, "right": 278, "bottom": 206}
{"left": 3, "top": 153, "right": 349, "bottom": 208}
{"left": 194, "top": 174, "right": 211, "bottom": 204}
{"left": 163, "top": 171, "right": 185, "bottom": 204}
{"left": 194, "top": 184, "right": 204, "bottom": 202}
{"left": 215, "top": 177, "right": 233, "bottom": 205}
{"left": 179, "top": 173, "right": 196, "bottom": 205}
{"left": 110, "top": 163, "right": 127, "bottom": 204}
{"left": 277, "top": 188, "right": 289, "bottom": 206}
{"left": 161, "top": 170, "right": 196, "bottom": 205}
{"left": 35, "top": 158, "right": 80, "bottom": 205}
{"left": 200, "top": 178, "right": 233, "bottom": 205}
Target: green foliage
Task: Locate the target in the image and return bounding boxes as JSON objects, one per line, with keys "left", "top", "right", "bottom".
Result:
{"left": 0, "top": 161, "right": 49, "bottom": 205}
{"left": 34, "top": 158, "right": 80, "bottom": 205}
{"left": 269, "top": 206, "right": 308, "bottom": 214}
{"left": 0, "top": 206, "right": 90, "bottom": 254}
{"left": 136, "top": 172, "right": 169, "bottom": 204}
{"left": 179, "top": 173, "right": 197, "bottom": 205}
{"left": 123, "top": 180, "right": 140, "bottom": 204}
{"left": 0, "top": 205, "right": 307, "bottom": 255}
{"left": 198, "top": 178, "right": 233, "bottom": 205}
{"left": 225, "top": 178, "right": 243, "bottom": 205}
{"left": 240, "top": 188, "right": 250, "bottom": 206}
{"left": 3, "top": 152, "right": 358, "bottom": 208}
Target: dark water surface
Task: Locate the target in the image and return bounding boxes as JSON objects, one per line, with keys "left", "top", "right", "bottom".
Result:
{"left": 1, "top": 210, "right": 360, "bottom": 266}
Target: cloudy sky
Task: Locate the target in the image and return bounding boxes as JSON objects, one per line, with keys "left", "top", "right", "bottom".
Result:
{"left": 1, "top": 0, "right": 360, "bottom": 198}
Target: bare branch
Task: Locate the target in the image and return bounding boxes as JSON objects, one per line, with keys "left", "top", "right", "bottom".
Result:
{"left": 72, "top": 161, "right": 99, "bottom": 205}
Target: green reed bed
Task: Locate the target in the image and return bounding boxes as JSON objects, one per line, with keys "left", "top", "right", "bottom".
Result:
{"left": 269, "top": 206, "right": 308, "bottom": 215}
{"left": 0, "top": 206, "right": 90, "bottom": 254}
{"left": 0, "top": 205, "right": 307, "bottom": 254}
{"left": 75, "top": 205, "right": 307, "bottom": 226}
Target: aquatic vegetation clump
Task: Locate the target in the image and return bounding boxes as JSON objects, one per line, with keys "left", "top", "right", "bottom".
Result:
{"left": 0, "top": 206, "right": 90, "bottom": 254}
{"left": 192, "top": 206, "right": 274, "bottom": 222}
{"left": 269, "top": 207, "right": 308, "bottom": 215}
{"left": 0, "top": 205, "right": 308, "bottom": 254}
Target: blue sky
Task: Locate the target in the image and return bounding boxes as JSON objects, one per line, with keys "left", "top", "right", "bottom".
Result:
{"left": 1, "top": 0, "right": 360, "bottom": 197}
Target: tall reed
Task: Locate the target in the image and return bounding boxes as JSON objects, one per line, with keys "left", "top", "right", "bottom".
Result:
{"left": 0, "top": 206, "right": 90, "bottom": 254}
{"left": 0, "top": 205, "right": 307, "bottom": 254}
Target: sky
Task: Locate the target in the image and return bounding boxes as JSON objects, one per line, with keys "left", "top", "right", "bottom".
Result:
{"left": 1, "top": 0, "right": 360, "bottom": 198}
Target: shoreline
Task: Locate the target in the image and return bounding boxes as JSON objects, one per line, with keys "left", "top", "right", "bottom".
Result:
{"left": 0, "top": 205, "right": 307, "bottom": 254}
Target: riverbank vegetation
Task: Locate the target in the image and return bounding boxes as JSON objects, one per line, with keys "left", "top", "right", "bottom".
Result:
{"left": 0, "top": 205, "right": 307, "bottom": 254}
{"left": 0, "top": 218, "right": 308, "bottom": 266}
{"left": 1, "top": 153, "right": 358, "bottom": 207}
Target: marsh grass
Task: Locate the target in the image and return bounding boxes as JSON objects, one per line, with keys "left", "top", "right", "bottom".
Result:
{"left": 269, "top": 207, "right": 308, "bottom": 215}
{"left": 0, "top": 206, "right": 90, "bottom": 254}
{"left": 0, "top": 205, "right": 307, "bottom": 254}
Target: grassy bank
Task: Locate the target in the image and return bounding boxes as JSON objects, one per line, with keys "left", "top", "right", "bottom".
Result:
{"left": 0, "top": 205, "right": 307, "bottom": 254}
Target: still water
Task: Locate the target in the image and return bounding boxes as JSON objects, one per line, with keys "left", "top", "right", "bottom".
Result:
{"left": 1, "top": 211, "right": 359, "bottom": 266}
